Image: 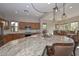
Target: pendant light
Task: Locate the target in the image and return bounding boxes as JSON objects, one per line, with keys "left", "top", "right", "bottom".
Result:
{"left": 54, "top": 3, "right": 58, "bottom": 12}
{"left": 53, "top": 3, "right": 58, "bottom": 21}
{"left": 62, "top": 3, "right": 67, "bottom": 20}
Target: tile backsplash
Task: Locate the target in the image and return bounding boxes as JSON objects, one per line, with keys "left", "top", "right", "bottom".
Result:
{"left": 3, "top": 29, "right": 40, "bottom": 35}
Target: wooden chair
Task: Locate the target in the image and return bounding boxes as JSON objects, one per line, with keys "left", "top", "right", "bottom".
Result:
{"left": 71, "top": 35, "right": 79, "bottom": 56}
{"left": 46, "top": 43, "right": 74, "bottom": 56}
{"left": 67, "top": 35, "right": 79, "bottom": 56}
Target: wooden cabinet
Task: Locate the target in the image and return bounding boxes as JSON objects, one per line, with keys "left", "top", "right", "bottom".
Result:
{"left": 19, "top": 22, "right": 40, "bottom": 29}
{"left": 3, "top": 33, "right": 39, "bottom": 43}
{"left": 0, "top": 22, "right": 3, "bottom": 27}
{"left": 3, "top": 34, "right": 12, "bottom": 43}
{"left": 3, "top": 33, "right": 25, "bottom": 43}
{"left": 0, "top": 35, "right": 4, "bottom": 47}
{"left": 0, "top": 18, "right": 9, "bottom": 30}
{"left": 31, "top": 23, "right": 40, "bottom": 29}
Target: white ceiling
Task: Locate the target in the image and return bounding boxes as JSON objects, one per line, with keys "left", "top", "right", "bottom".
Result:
{"left": 0, "top": 3, "right": 79, "bottom": 21}
{"left": 42, "top": 3, "right": 79, "bottom": 21}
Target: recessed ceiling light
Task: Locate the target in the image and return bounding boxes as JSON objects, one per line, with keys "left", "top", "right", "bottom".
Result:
{"left": 26, "top": 5, "right": 29, "bottom": 8}
{"left": 15, "top": 11, "right": 18, "bottom": 14}
{"left": 69, "top": 6, "right": 72, "bottom": 9}
{"left": 55, "top": 9, "right": 58, "bottom": 12}
{"left": 48, "top": 3, "right": 51, "bottom": 4}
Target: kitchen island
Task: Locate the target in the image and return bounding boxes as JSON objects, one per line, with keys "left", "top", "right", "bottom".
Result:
{"left": 0, "top": 34, "right": 74, "bottom": 56}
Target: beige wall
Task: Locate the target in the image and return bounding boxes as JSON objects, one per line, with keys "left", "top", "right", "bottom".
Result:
{"left": 40, "top": 19, "right": 55, "bottom": 34}
{"left": 40, "top": 16, "right": 79, "bottom": 34}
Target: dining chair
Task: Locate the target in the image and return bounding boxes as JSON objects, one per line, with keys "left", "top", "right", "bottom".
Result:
{"left": 67, "top": 34, "right": 79, "bottom": 56}
{"left": 46, "top": 43, "right": 74, "bottom": 56}
{"left": 71, "top": 35, "right": 79, "bottom": 56}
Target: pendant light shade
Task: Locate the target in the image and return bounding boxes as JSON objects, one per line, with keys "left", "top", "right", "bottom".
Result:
{"left": 53, "top": 3, "right": 59, "bottom": 21}
{"left": 62, "top": 3, "right": 67, "bottom": 20}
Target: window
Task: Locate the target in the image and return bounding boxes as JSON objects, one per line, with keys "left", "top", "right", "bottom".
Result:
{"left": 11, "top": 22, "right": 18, "bottom": 32}
{"left": 70, "top": 22, "right": 78, "bottom": 31}
{"left": 56, "top": 24, "right": 66, "bottom": 30}
{"left": 64, "top": 23, "right": 71, "bottom": 31}
{"left": 55, "top": 22, "right": 79, "bottom": 31}
{"left": 42, "top": 23, "right": 47, "bottom": 30}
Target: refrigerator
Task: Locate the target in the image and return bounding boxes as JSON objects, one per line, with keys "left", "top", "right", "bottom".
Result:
{"left": 0, "top": 22, "right": 4, "bottom": 46}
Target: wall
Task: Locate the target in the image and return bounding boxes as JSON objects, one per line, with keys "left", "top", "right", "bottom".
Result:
{"left": 40, "top": 19, "right": 55, "bottom": 34}
{"left": 40, "top": 15, "right": 79, "bottom": 34}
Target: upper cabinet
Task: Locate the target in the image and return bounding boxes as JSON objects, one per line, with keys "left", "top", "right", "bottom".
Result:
{"left": 19, "top": 22, "right": 40, "bottom": 30}
{"left": 10, "top": 21, "right": 19, "bottom": 32}
{"left": 0, "top": 18, "right": 9, "bottom": 30}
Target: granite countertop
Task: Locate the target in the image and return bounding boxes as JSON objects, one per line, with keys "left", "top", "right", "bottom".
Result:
{"left": 0, "top": 34, "right": 74, "bottom": 56}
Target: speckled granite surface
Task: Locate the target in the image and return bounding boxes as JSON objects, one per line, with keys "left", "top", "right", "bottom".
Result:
{"left": 0, "top": 34, "right": 74, "bottom": 56}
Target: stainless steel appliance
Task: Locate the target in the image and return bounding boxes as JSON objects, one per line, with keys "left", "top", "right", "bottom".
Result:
{"left": 25, "top": 26, "right": 32, "bottom": 37}
{"left": 0, "top": 22, "right": 4, "bottom": 46}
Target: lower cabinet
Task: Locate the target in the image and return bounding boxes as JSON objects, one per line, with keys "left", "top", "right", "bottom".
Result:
{"left": 0, "top": 35, "right": 4, "bottom": 47}
{"left": 1, "top": 33, "right": 38, "bottom": 46}
{"left": 3, "top": 33, "right": 25, "bottom": 43}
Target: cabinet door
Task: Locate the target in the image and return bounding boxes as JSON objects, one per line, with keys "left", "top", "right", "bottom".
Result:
{"left": 0, "top": 22, "right": 3, "bottom": 27}
{"left": 3, "top": 35, "right": 10, "bottom": 43}
{"left": 3, "top": 34, "right": 25, "bottom": 43}
{"left": 0, "top": 35, "right": 4, "bottom": 46}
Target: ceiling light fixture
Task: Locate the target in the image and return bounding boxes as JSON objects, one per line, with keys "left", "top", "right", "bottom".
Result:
{"left": 48, "top": 3, "right": 51, "bottom": 4}
{"left": 26, "top": 5, "right": 29, "bottom": 8}
{"left": 53, "top": 3, "right": 59, "bottom": 21}
{"left": 69, "top": 6, "right": 72, "bottom": 9}
{"left": 62, "top": 3, "right": 67, "bottom": 20}
{"left": 53, "top": 3, "right": 58, "bottom": 12}
{"left": 24, "top": 10, "right": 29, "bottom": 15}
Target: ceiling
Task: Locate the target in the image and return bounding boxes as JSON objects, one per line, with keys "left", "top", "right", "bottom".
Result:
{"left": 42, "top": 3, "right": 79, "bottom": 21}
{"left": 0, "top": 3, "right": 79, "bottom": 21}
